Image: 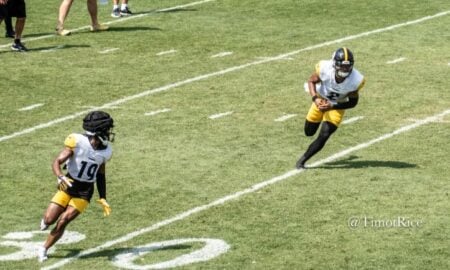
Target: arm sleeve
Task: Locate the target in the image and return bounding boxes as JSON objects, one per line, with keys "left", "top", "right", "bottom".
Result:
{"left": 96, "top": 172, "right": 106, "bottom": 199}
{"left": 333, "top": 96, "right": 359, "bottom": 110}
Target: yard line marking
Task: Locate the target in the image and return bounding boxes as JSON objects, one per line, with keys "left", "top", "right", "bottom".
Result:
{"left": 0, "top": 0, "right": 217, "bottom": 49}
{"left": 342, "top": 116, "right": 364, "bottom": 125}
{"left": 18, "top": 103, "right": 44, "bottom": 111}
{"left": 387, "top": 57, "right": 406, "bottom": 64}
{"left": 274, "top": 114, "right": 297, "bottom": 122}
{"left": 211, "top": 52, "right": 233, "bottom": 58}
{"left": 157, "top": 49, "right": 177, "bottom": 56}
{"left": 42, "top": 108, "right": 450, "bottom": 270}
{"left": 144, "top": 108, "right": 171, "bottom": 116}
{"left": 407, "top": 117, "right": 450, "bottom": 123}
{"left": 209, "top": 111, "right": 233, "bottom": 119}
{"left": 99, "top": 48, "right": 119, "bottom": 54}
{"left": 1, "top": 10, "right": 449, "bottom": 143}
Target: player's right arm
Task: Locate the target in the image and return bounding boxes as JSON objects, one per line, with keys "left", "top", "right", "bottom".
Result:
{"left": 52, "top": 134, "right": 76, "bottom": 181}
{"left": 52, "top": 147, "right": 73, "bottom": 177}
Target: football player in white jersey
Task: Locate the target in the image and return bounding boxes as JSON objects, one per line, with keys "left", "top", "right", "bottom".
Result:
{"left": 38, "top": 111, "right": 115, "bottom": 262}
{"left": 296, "top": 47, "right": 365, "bottom": 169}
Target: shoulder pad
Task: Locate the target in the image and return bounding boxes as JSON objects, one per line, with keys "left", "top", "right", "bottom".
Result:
{"left": 64, "top": 134, "right": 77, "bottom": 149}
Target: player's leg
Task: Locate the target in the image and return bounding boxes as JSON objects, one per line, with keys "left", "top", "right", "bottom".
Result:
{"left": 39, "top": 197, "right": 88, "bottom": 262}
{"left": 304, "top": 120, "right": 321, "bottom": 136}
{"left": 39, "top": 206, "right": 80, "bottom": 262}
{"left": 4, "top": 16, "right": 14, "bottom": 37}
{"left": 40, "top": 190, "right": 71, "bottom": 230}
{"left": 111, "top": 0, "right": 121, "bottom": 18}
{"left": 87, "top": 0, "right": 108, "bottom": 31}
{"left": 295, "top": 109, "right": 344, "bottom": 169}
{"left": 296, "top": 121, "right": 338, "bottom": 168}
{"left": 56, "top": 0, "right": 74, "bottom": 35}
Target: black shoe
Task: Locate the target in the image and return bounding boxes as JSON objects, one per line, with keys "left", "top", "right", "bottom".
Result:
{"left": 295, "top": 157, "right": 306, "bottom": 169}
{"left": 5, "top": 31, "right": 15, "bottom": 38}
{"left": 11, "top": 41, "right": 28, "bottom": 52}
{"left": 120, "top": 7, "right": 133, "bottom": 16}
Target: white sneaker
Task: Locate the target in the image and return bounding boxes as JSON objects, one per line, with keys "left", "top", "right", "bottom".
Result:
{"left": 38, "top": 246, "right": 48, "bottom": 262}
{"left": 40, "top": 219, "right": 48, "bottom": 231}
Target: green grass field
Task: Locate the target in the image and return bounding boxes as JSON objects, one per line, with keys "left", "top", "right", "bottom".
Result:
{"left": 1, "top": 0, "right": 450, "bottom": 269}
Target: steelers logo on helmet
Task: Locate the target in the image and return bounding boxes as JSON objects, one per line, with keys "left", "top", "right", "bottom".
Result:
{"left": 82, "top": 111, "right": 115, "bottom": 146}
{"left": 332, "top": 47, "right": 354, "bottom": 79}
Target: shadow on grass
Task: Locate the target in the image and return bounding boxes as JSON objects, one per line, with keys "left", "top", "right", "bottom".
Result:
{"left": 0, "top": 44, "right": 90, "bottom": 54}
{"left": 315, "top": 155, "right": 417, "bottom": 169}
{"left": 55, "top": 244, "right": 193, "bottom": 260}
{"left": 107, "top": 26, "right": 162, "bottom": 32}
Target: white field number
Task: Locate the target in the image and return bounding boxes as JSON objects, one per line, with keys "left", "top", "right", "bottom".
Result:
{"left": 0, "top": 231, "right": 230, "bottom": 268}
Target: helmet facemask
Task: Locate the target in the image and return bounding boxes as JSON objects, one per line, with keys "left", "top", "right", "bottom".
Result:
{"left": 332, "top": 47, "right": 354, "bottom": 79}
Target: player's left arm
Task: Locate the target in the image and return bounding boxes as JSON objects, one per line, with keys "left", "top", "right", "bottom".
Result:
{"left": 332, "top": 91, "right": 359, "bottom": 110}
{"left": 96, "top": 163, "right": 107, "bottom": 199}
{"left": 332, "top": 77, "right": 365, "bottom": 110}
{"left": 96, "top": 163, "right": 111, "bottom": 216}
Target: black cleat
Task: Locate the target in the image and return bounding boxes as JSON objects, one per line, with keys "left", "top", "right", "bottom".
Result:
{"left": 295, "top": 157, "right": 306, "bottom": 169}
{"left": 11, "top": 41, "right": 28, "bottom": 52}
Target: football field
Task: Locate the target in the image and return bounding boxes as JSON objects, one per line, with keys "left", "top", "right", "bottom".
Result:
{"left": 1, "top": 0, "right": 450, "bottom": 269}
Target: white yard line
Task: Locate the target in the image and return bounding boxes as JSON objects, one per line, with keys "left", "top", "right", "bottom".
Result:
{"left": 41, "top": 108, "right": 450, "bottom": 270}
{"left": 144, "top": 108, "right": 172, "bottom": 116}
{"left": 0, "top": 0, "right": 217, "bottom": 49}
{"left": 274, "top": 114, "right": 297, "bottom": 122}
{"left": 18, "top": 103, "right": 44, "bottom": 111}
{"left": 2, "top": 11, "right": 448, "bottom": 143}
{"left": 342, "top": 116, "right": 364, "bottom": 125}
{"left": 209, "top": 111, "right": 233, "bottom": 119}
{"left": 386, "top": 57, "right": 406, "bottom": 64}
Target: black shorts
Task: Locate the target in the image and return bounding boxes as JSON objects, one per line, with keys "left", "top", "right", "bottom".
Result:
{"left": 0, "top": 0, "right": 26, "bottom": 19}
{"left": 0, "top": 3, "right": 7, "bottom": 20}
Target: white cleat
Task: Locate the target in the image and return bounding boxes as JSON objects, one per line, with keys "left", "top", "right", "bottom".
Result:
{"left": 40, "top": 219, "right": 48, "bottom": 231}
{"left": 38, "top": 246, "right": 48, "bottom": 262}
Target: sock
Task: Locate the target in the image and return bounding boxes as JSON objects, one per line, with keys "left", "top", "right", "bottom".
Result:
{"left": 121, "top": 4, "right": 128, "bottom": 10}
{"left": 14, "top": 38, "right": 20, "bottom": 44}
{"left": 113, "top": 4, "right": 119, "bottom": 9}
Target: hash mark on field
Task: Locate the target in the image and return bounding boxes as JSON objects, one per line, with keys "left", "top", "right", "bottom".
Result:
{"left": 42, "top": 109, "right": 450, "bottom": 270}
{"left": 274, "top": 114, "right": 297, "bottom": 122}
{"left": 144, "top": 108, "right": 171, "bottom": 116}
{"left": 99, "top": 48, "right": 119, "bottom": 54}
{"left": 256, "top": 56, "right": 294, "bottom": 61}
{"left": 342, "top": 116, "right": 364, "bottom": 124}
{"left": 209, "top": 111, "right": 233, "bottom": 119}
{"left": 211, "top": 52, "right": 233, "bottom": 58}
{"left": 18, "top": 104, "right": 44, "bottom": 111}
{"left": 387, "top": 57, "right": 406, "bottom": 64}
{"left": 157, "top": 49, "right": 177, "bottom": 56}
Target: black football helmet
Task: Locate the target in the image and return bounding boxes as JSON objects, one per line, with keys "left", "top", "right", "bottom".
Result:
{"left": 332, "top": 47, "right": 354, "bottom": 78}
{"left": 82, "top": 111, "right": 115, "bottom": 145}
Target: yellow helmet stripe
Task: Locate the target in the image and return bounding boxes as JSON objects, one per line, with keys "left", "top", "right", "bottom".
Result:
{"left": 343, "top": 47, "right": 348, "bottom": 61}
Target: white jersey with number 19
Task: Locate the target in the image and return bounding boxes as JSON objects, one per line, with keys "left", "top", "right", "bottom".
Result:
{"left": 64, "top": 133, "right": 113, "bottom": 183}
